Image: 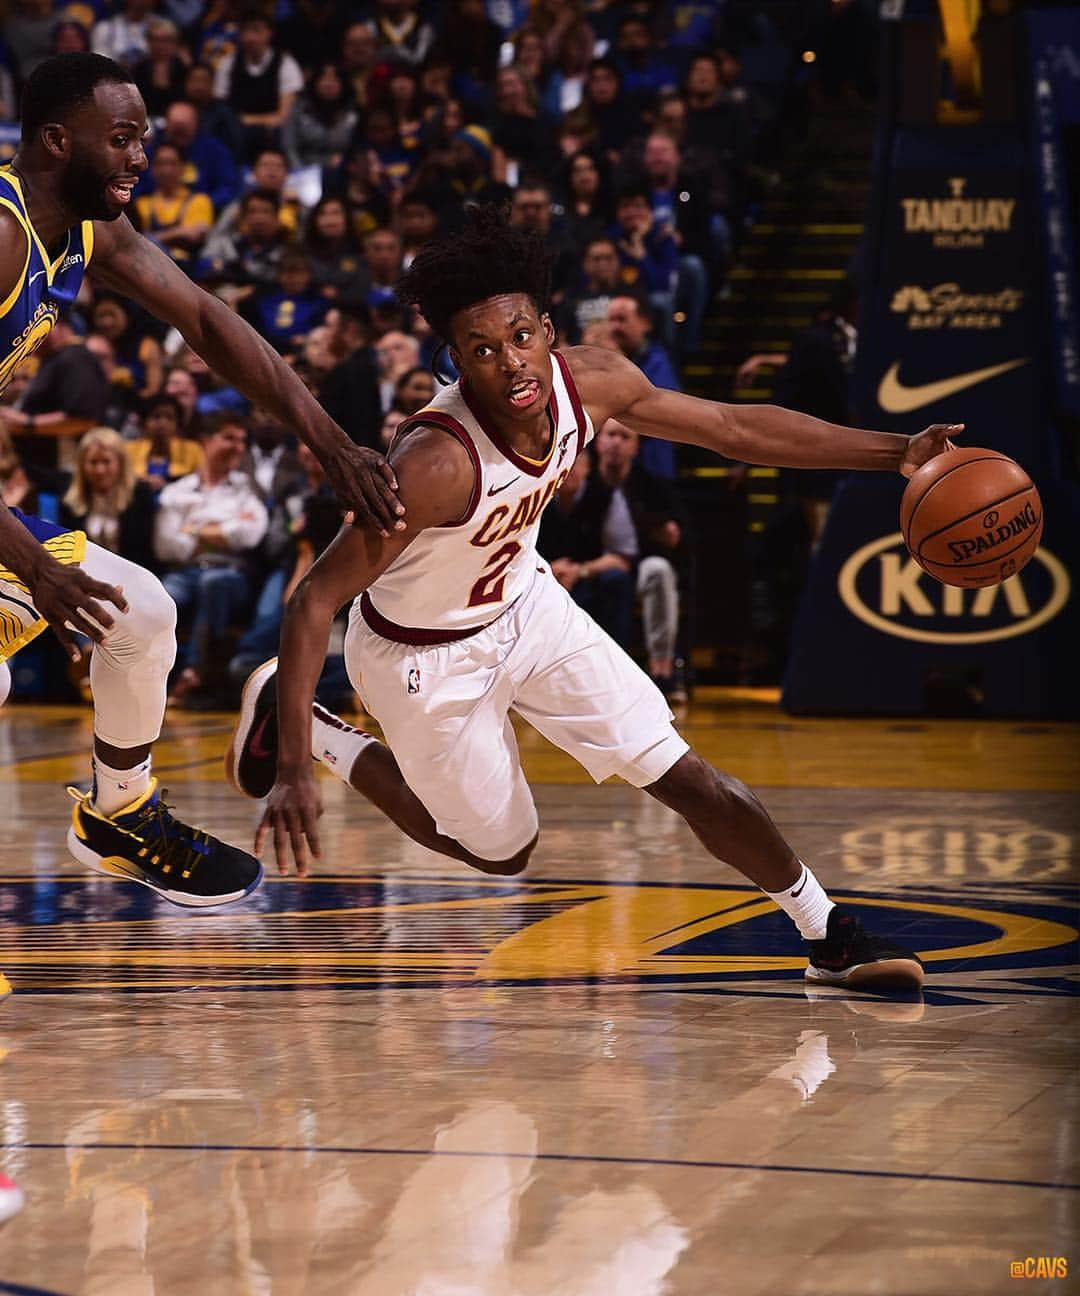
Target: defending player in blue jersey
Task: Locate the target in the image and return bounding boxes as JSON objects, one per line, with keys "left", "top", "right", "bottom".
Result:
{"left": 0, "top": 54, "right": 401, "bottom": 962}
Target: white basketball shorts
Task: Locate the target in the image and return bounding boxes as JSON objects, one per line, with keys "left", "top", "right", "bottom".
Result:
{"left": 344, "top": 564, "right": 688, "bottom": 861}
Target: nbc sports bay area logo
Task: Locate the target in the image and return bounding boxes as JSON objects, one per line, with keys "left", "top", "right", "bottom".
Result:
{"left": 838, "top": 532, "right": 1069, "bottom": 645}
{"left": 0, "top": 877, "right": 1076, "bottom": 1002}
{"left": 889, "top": 282, "right": 1025, "bottom": 330}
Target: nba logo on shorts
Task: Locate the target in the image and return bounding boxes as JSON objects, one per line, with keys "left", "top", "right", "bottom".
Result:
{"left": 407, "top": 667, "right": 421, "bottom": 695}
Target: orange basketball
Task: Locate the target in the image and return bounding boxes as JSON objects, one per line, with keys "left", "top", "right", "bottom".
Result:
{"left": 900, "top": 447, "right": 1043, "bottom": 589}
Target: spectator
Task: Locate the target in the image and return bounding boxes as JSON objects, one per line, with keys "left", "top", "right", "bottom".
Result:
{"left": 227, "top": 441, "right": 348, "bottom": 705}
{"left": 303, "top": 195, "right": 368, "bottom": 300}
{"left": 1, "top": 318, "right": 108, "bottom": 434}
{"left": 323, "top": 145, "right": 391, "bottom": 241}
{"left": 539, "top": 443, "right": 634, "bottom": 647}
{"left": 240, "top": 250, "right": 328, "bottom": 357}
{"left": 418, "top": 51, "right": 454, "bottom": 110}
{"left": 556, "top": 235, "right": 625, "bottom": 343}
{"left": 489, "top": 64, "right": 559, "bottom": 184}
{"left": 198, "top": 189, "right": 291, "bottom": 303}
{"left": 131, "top": 17, "right": 189, "bottom": 120}
{"left": 163, "top": 367, "right": 200, "bottom": 433}
{"left": 340, "top": 21, "right": 379, "bottom": 109}
{"left": 610, "top": 183, "right": 679, "bottom": 343}
{"left": 51, "top": 21, "right": 91, "bottom": 57}
{"left": 413, "top": 125, "right": 510, "bottom": 231}
{"left": 392, "top": 365, "right": 435, "bottom": 414}
{"left": 606, "top": 294, "right": 678, "bottom": 478}
{"left": 127, "top": 392, "right": 205, "bottom": 491}
{"left": 84, "top": 333, "right": 140, "bottom": 432}
{"left": 384, "top": 63, "right": 425, "bottom": 155}
{"left": 92, "top": 0, "right": 155, "bottom": 70}
{"left": 540, "top": 9, "right": 594, "bottom": 117}
{"left": 144, "top": 100, "right": 240, "bottom": 214}
{"left": 636, "top": 131, "right": 713, "bottom": 349}
{"left": 582, "top": 57, "right": 637, "bottom": 158}
{"left": 214, "top": 11, "right": 304, "bottom": 163}
{"left": 211, "top": 147, "right": 302, "bottom": 240}
{"left": 683, "top": 51, "right": 752, "bottom": 209}
{"left": 278, "top": 0, "right": 353, "bottom": 74}
{"left": 559, "top": 148, "right": 613, "bottom": 255}
{"left": 283, "top": 61, "right": 359, "bottom": 171}
{"left": 5, "top": 0, "right": 55, "bottom": 82}
{"left": 511, "top": 27, "right": 550, "bottom": 98}
{"left": 509, "top": 180, "right": 576, "bottom": 300}
{"left": 539, "top": 417, "right": 687, "bottom": 696}
{"left": 59, "top": 426, "right": 157, "bottom": 562}
{"left": 613, "top": 14, "right": 678, "bottom": 103}
{"left": 182, "top": 61, "right": 245, "bottom": 160}
{"left": 440, "top": 0, "right": 505, "bottom": 105}
{"left": 89, "top": 295, "right": 164, "bottom": 400}
{"left": 361, "top": 104, "right": 415, "bottom": 197}
{"left": 154, "top": 413, "right": 268, "bottom": 707}
{"left": 0, "top": 423, "right": 63, "bottom": 514}
{"left": 318, "top": 303, "right": 383, "bottom": 448}
{"left": 362, "top": 227, "right": 404, "bottom": 312}
{"left": 134, "top": 141, "right": 214, "bottom": 267}
{"left": 243, "top": 409, "right": 304, "bottom": 502}
{"left": 364, "top": 0, "right": 435, "bottom": 67}
{"left": 398, "top": 191, "right": 440, "bottom": 270}
{"left": 379, "top": 405, "right": 407, "bottom": 449}
{"left": 374, "top": 329, "right": 420, "bottom": 412}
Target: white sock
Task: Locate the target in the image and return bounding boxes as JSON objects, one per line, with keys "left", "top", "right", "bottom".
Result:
{"left": 767, "top": 861, "right": 834, "bottom": 942}
{"left": 91, "top": 755, "right": 152, "bottom": 816}
{"left": 311, "top": 704, "right": 373, "bottom": 785}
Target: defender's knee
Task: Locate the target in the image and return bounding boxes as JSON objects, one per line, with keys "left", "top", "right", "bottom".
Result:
{"left": 97, "top": 565, "right": 177, "bottom": 666}
{"left": 464, "top": 832, "right": 538, "bottom": 877}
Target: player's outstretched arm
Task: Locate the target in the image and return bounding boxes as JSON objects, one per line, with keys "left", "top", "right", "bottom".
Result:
{"left": 568, "top": 346, "right": 959, "bottom": 474}
{"left": 255, "top": 426, "right": 474, "bottom": 877}
{"left": 88, "top": 217, "right": 404, "bottom": 534}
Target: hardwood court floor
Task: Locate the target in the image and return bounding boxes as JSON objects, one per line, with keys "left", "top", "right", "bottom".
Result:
{"left": 0, "top": 692, "right": 1077, "bottom": 1295}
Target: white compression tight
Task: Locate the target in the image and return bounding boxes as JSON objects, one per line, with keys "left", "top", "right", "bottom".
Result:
{"left": 80, "top": 543, "right": 178, "bottom": 749}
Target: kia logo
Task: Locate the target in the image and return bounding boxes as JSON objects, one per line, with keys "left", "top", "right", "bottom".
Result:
{"left": 838, "top": 532, "right": 1070, "bottom": 644}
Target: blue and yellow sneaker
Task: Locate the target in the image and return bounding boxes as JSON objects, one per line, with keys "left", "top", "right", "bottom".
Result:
{"left": 0, "top": 972, "right": 10, "bottom": 1002}
{"left": 66, "top": 780, "right": 263, "bottom": 908}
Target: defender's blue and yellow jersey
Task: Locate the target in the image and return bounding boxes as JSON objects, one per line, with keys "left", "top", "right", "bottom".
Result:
{"left": 0, "top": 164, "right": 95, "bottom": 394}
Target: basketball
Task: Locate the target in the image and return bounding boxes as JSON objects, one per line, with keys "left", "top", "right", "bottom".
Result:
{"left": 900, "top": 447, "right": 1043, "bottom": 589}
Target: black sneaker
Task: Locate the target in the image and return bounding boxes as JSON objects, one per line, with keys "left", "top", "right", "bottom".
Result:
{"left": 225, "top": 657, "right": 279, "bottom": 800}
{"left": 67, "top": 781, "right": 263, "bottom": 908}
{"left": 806, "top": 906, "right": 925, "bottom": 991}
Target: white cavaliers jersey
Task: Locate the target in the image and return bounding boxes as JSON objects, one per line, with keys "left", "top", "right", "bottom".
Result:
{"left": 359, "top": 350, "right": 593, "bottom": 642}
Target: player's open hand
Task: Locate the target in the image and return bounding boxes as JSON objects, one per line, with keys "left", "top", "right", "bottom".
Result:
{"left": 900, "top": 424, "right": 963, "bottom": 478}
{"left": 254, "top": 771, "right": 323, "bottom": 878}
{"left": 323, "top": 443, "right": 405, "bottom": 537}
{"left": 30, "top": 558, "right": 128, "bottom": 662}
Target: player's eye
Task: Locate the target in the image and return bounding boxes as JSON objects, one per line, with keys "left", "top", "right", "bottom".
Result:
{"left": 514, "top": 330, "right": 531, "bottom": 344}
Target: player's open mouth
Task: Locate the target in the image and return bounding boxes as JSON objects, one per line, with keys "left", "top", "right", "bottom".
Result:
{"left": 107, "top": 179, "right": 136, "bottom": 205}
{"left": 507, "top": 378, "right": 541, "bottom": 409}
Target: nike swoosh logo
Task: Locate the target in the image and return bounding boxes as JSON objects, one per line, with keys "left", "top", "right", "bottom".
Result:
{"left": 247, "top": 712, "right": 275, "bottom": 760}
{"left": 790, "top": 871, "right": 808, "bottom": 899}
{"left": 877, "top": 358, "right": 1028, "bottom": 414}
{"left": 28, "top": 270, "right": 45, "bottom": 286}
{"left": 487, "top": 477, "right": 520, "bottom": 496}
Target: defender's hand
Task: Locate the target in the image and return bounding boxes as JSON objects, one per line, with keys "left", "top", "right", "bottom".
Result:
{"left": 254, "top": 771, "right": 323, "bottom": 877}
{"left": 29, "top": 559, "right": 128, "bottom": 661}
{"left": 900, "top": 424, "right": 963, "bottom": 478}
{"left": 323, "top": 443, "right": 404, "bottom": 537}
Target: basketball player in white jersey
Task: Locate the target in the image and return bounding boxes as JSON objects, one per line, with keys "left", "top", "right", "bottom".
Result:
{"left": 228, "top": 206, "right": 960, "bottom": 990}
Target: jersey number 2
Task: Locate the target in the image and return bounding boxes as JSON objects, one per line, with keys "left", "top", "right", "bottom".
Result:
{"left": 467, "top": 541, "right": 521, "bottom": 608}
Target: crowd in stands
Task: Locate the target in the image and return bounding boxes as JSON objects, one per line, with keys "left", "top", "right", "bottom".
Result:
{"left": 0, "top": 0, "right": 814, "bottom": 707}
